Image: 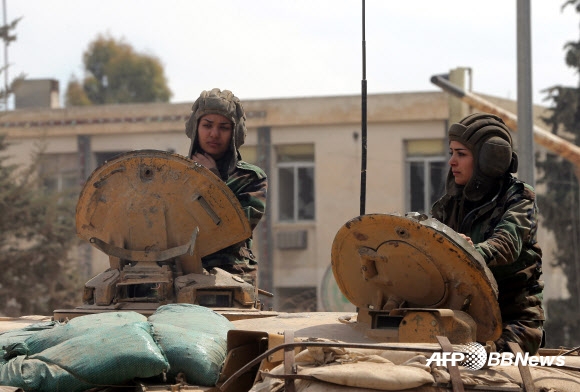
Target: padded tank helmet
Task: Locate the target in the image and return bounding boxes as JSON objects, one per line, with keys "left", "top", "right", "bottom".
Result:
{"left": 446, "top": 113, "right": 518, "bottom": 201}
{"left": 185, "top": 88, "right": 247, "bottom": 176}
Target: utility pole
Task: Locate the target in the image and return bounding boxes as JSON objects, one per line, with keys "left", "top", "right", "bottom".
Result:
{"left": 516, "top": 0, "right": 535, "bottom": 186}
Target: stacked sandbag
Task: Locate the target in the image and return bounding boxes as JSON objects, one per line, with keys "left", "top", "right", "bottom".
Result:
{"left": 20, "top": 311, "right": 147, "bottom": 355}
{"left": 0, "top": 321, "right": 57, "bottom": 366}
{"left": 0, "top": 305, "right": 235, "bottom": 391}
{"left": 0, "top": 312, "right": 168, "bottom": 391}
{"left": 149, "top": 304, "right": 235, "bottom": 386}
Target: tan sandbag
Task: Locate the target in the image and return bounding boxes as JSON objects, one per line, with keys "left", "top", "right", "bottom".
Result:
{"left": 293, "top": 380, "right": 396, "bottom": 392}
{"left": 301, "top": 361, "right": 434, "bottom": 390}
{"left": 295, "top": 346, "right": 430, "bottom": 367}
{"left": 251, "top": 365, "right": 429, "bottom": 392}
{"left": 458, "top": 368, "right": 517, "bottom": 386}
{"left": 492, "top": 365, "right": 580, "bottom": 391}
{"left": 249, "top": 365, "right": 284, "bottom": 392}
{"left": 429, "top": 365, "right": 519, "bottom": 388}
{"left": 295, "top": 345, "right": 348, "bottom": 365}
{"left": 255, "top": 343, "right": 434, "bottom": 391}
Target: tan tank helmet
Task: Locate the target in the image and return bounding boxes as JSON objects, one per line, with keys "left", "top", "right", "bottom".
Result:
{"left": 446, "top": 113, "right": 518, "bottom": 201}
{"left": 185, "top": 88, "right": 247, "bottom": 159}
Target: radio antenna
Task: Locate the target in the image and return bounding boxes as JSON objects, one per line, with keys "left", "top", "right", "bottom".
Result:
{"left": 360, "top": 0, "right": 367, "bottom": 216}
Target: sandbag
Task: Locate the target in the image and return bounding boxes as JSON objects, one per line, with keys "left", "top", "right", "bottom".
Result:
{"left": 251, "top": 345, "right": 435, "bottom": 392}
{"left": 149, "top": 304, "right": 234, "bottom": 386}
{"left": 304, "top": 361, "right": 434, "bottom": 390}
{"left": 23, "top": 311, "right": 147, "bottom": 355}
{"left": 0, "top": 321, "right": 57, "bottom": 366}
{"left": 148, "top": 303, "right": 233, "bottom": 335}
{"left": 0, "top": 321, "right": 168, "bottom": 392}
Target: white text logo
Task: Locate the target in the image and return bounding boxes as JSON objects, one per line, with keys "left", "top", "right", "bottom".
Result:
{"left": 426, "top": 342, "right": 566, "bottom": 370}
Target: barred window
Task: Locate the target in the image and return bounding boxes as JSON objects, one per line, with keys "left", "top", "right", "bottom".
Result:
{"left": 405, "top": 140, "right": 446, "bottom": 214}
{"left": 276, "top": 145, "right": 315, "bottom": 222}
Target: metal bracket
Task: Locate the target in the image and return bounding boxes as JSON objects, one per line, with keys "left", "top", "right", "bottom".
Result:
{"left": 436, "top": 335, "right": 465, "bottom": 392}
{"left": 284, "top": 330, "right": 296, "bottom": 392}
{"left": 507, "top": 341, "right": 536, "bottom": 392}
{"left": 89, "top": 227, "right": 199, "bottom": 262}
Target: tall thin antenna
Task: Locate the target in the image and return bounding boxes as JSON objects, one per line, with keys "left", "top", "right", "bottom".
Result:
{"left": 360, "top": 0, "right": 367, "bottom": 216}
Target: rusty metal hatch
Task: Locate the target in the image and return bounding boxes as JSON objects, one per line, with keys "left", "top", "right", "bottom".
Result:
{"left": 76, "top": 149, "right": 252, "bottom": 275}
{"left": 331, "top": 213, "right": 502, "bottom": 343}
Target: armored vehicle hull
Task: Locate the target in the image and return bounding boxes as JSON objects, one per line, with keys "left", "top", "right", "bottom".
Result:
{"left": 1, "top": 150, "right": 579, "bottom": 392}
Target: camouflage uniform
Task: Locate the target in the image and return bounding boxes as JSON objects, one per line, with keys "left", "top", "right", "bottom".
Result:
{"left": 202, "top": 160, "right": 267, "bottom": 284}
{"left": 185, "top": 89, "right": 268, "bottom": 285}
{"left": 431, "top": 113, "right": 545, "bottom": 354}
{"left": 432, "top": 176, "right": 544, "bottom": 354}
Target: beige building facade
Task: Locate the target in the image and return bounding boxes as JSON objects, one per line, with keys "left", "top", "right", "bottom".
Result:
{"left": 0, "top": 86, "right": 566, "bottom": 312}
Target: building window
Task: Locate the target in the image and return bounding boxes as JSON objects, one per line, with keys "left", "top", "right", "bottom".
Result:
{"left": 43, "top": 170, "right": 79, "bottom": 193}
{"left": 39, "top": 153, "right": 80, "bottom": 195}
{"left": 276, "top": 145, "right": 315, "bottom": 222}
{"left": 405, "top": 140, "right": 447, "bottom": 214}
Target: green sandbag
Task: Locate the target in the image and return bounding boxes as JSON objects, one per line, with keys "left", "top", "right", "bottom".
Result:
{"left": 0, "top": 321, "right": 168, "bottom": 392}
{"left": 149, "top": 303, "right": 234, "bottom": 335}
{"left": 0, "top": 321, "right": 57, "bottom": 365}
{"left": 149, "top": 304, "right": 234, "bottom": 386}
{"left": 23, "top": 311, "right": 147, "bottom": 355}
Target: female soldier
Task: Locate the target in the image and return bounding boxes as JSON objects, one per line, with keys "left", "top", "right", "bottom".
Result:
{"left": 185, "top": 88, "right": 267, "bottom": 286}
{"left": 431, "top": 112, "right": 545, "bottom": 354}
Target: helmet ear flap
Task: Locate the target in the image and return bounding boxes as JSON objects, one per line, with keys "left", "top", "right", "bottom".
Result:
{"left": 509, "top": 151, "right": 518, "bottom": 173}
{"left": 478, "top": 136, "right": 514, "bottom": 177}
{"left": 233, "top": 100, "right": 247, "bottom": 148}
{"left": 185, "top": 99, "right": 201, "bottom": 140}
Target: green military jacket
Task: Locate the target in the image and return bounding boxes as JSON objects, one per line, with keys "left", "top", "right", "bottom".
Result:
{"left": 431, "top": 175, "right": 545, "bottom": 323}
{"left": 202, "top": 160, "right": 267, "bottom": 268}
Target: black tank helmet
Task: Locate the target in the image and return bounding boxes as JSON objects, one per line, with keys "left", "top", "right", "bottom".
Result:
{"left": 446, "top": 113, "right": 518, "bottom": 201}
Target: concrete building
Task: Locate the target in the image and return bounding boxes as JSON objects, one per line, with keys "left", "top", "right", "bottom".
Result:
{"left": 0, "top": 79, "right": 567, "bottom": 312}
{"left": 13, "top": 79, "right": 61, "bottom": 110}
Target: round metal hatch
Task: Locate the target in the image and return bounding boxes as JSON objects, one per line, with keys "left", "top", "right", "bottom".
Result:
{"left": 76, "top": 150, "right": 252, "bottom": 274}
{"left": 331, "top": 213, "right": 502, "bottom": 342}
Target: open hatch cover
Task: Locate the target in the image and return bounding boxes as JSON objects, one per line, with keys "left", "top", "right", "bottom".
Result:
{"left": 331, "top": 213, "right": 502, "bottom": 342}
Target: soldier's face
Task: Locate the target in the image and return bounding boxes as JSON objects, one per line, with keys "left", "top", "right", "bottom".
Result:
{"left": 449, "top": 141, "right": 474, "bottom": 185}
{"left": 197, "top": 114, "right": 233, "bottom": 159}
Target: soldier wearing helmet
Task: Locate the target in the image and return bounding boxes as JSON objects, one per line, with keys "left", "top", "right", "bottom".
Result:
{"left": 431, "top": 113, "right": 545, "bottom": 354}
{"left": 185, "top": 88, "right": 267, "bottom": 285}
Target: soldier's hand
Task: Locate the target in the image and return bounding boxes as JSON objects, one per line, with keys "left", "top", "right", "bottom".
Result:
{"left": 459, "top": 233, "right": 474, "bottom": 246}
{"left": 192, "top": 152, "right": 217, "bottom": 171}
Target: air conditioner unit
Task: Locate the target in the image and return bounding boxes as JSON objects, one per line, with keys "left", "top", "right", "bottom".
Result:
{"left": 276, "top": 230, "right": 308, "bottom": 250}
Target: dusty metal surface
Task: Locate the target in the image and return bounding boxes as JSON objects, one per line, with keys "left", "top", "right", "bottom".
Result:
{"left": 232, "top": 312, "right": 375, "bottom": 344}
{"left": 76, "top": 149, "right": 251, "bottom": 274}
{"left": 331, "top": 213, "right": 501, "bottom": 343}
{"left": 51, "top": 150, "right": 264, "bottom": 320}
{"left": 0, "top": 316, "right": 53, "bottom": 333}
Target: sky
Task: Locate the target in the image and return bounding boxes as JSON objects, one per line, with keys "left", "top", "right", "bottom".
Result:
{"left": 4, "top": 0, "right": 580, "bottom": 107}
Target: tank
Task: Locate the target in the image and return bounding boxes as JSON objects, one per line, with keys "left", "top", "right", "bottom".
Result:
{"left": 1, "top": 149, "right": 580, "bottom": 392}
{"left": 55, "top": 149, "right": 277, "bottom": 321}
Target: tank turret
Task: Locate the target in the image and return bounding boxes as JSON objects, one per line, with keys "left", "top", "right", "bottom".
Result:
{"left": 54, "top": 149, "right": 274, "bottom": 321}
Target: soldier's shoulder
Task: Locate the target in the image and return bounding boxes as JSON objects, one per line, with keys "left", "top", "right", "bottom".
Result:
{"left": 506, "top": 178, "right": 536, "bottom": 201}
{"left": 236, "top": 160, "right": 267, "bottom": 180}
